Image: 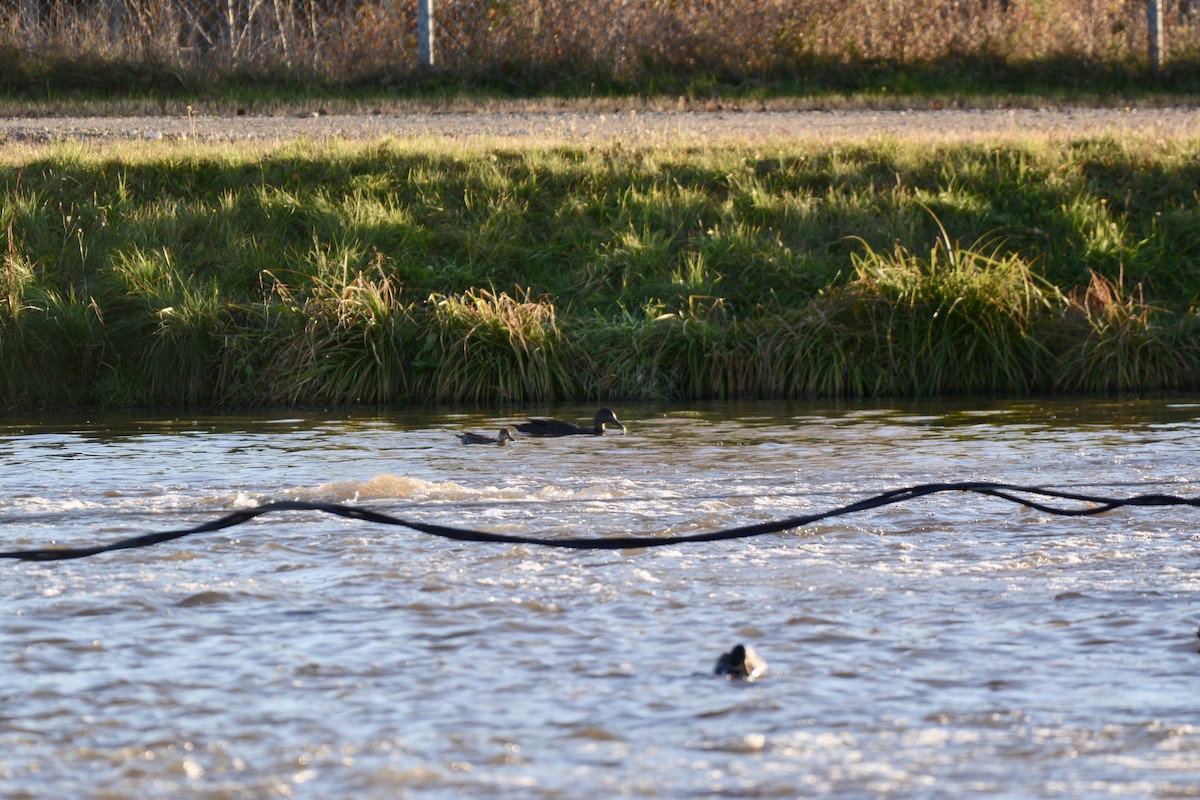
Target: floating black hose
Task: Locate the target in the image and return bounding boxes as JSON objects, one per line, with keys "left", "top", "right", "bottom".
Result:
{"left": 3, "top": 481, "right": 1198, "bottom": 563}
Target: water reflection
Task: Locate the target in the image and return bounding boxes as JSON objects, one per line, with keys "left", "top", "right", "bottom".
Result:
{"left": 2, "top": 399, "right": 1199, "bottom": 798}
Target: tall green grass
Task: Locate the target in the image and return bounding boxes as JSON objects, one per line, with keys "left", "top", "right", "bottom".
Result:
{"left": 1, "top": 135, "right": 1199, "bottom": 409}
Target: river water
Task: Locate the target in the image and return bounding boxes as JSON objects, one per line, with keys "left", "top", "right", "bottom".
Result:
{"left": 2, "top": 399, "right": 1199, "bottom": 798}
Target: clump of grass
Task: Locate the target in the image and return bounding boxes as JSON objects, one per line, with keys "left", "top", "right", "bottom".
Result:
{"left": 2, "top": 202, "right": 35, "bottom": 323}
{"left": 418, "top": 287, "right": 570, "bottom": 403}
{"left": 560, "top": 296, "right": 780, "bottom": 402}
{"left": 264, "top": 259, "right": 414, "bottom": 406}
{"left": 830, "top": 215, "right": 1057, "bottom": 396}
{"left": 631, "top": 298, "right": 756, "bottom": 400}
{"left": 0, "top": 286, "right": 111, "bottom": 407}
{"left": 1054, "top": 271, "right": 1200, "bottom": 393}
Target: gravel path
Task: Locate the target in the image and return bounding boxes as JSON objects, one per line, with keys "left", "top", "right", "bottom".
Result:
{"left": 2, "top": 107, "right": 1199, "bottom": 145}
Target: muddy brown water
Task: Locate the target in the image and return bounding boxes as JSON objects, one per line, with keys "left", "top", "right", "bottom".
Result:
{"left": 3, "top": 399, "right": 1199, "bottom": 797}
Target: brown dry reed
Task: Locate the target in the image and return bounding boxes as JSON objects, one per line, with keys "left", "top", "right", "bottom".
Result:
{"left": 3, "top": 0, "right": 1198, "bottom": 90}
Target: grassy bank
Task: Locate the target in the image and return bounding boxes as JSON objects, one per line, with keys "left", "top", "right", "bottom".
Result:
{"left": 2, "top": 134, "right": 1199, "bottom": 410}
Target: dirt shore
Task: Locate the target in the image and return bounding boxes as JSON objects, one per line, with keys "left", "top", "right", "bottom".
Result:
{"left": 2, "top": 107, "right": 1199, "bottom": 145}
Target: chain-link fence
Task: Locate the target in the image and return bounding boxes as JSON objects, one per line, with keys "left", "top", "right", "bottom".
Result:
{"left": 3, "top": 0, "right": 1199, "bottom": 87}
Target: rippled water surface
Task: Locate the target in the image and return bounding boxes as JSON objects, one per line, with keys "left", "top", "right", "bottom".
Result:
{"left": 3, "top": 399, "right": 1200, "bottom": 798}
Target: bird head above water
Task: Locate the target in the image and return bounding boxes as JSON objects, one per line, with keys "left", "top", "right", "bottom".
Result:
{"left": 713, "top": 644, "right": 768, "bottom": 681}
{"left": 594, "top": 408, "right": 626, "bottom": 434}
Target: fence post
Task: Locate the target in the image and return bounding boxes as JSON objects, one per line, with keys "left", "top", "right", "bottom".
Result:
{"left": 1147, "top": 0, "right": 1164, "bottom": 73}
{"left": 418, "top": 0, "right": 437, "bottom": 68}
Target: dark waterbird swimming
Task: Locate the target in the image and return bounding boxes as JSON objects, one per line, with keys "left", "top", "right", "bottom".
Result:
{"left": 456, "top": 429, "right": 515, "bottom": 446}
{"left": 713, "top": 644, "right": 767, "bottom": 681}
{"left": 515, "top": 408, "right": 626, "bottom": 437}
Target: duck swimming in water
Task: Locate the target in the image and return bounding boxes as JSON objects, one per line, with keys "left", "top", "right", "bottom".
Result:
{"left": 515, "top": 408, "right": 626, "bottom": 437}
{"left": 456, "top": 428, "right": 515, "bottom": 446}
{"left": 713, "top": 644, "right": 767, "bottom": 681}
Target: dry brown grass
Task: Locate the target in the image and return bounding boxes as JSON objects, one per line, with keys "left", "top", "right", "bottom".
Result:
{"left": 3, "top": 0, "right": 1197, "bottom": 90}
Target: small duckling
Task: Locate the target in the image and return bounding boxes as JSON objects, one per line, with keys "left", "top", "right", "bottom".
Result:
{"left": 713, "top": 644, "right": 767, "bottom": 681}
{"left": 456, "top": 428, "right": 515, "bottom": 446}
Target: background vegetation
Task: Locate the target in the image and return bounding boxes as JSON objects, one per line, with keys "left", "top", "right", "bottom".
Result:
{"left": 2, "top": 0, "right": 1200, "bottom": 107}
{"left": 2, "top": 135, "right": 1199, "bottom": 409}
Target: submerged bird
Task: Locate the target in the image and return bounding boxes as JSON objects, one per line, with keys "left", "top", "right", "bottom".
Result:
{"left": 456, "top": 428, "right": 515, "bottom": 446}
{"left": 713, "top": 644, "right": 768, "bottom": 681}
{"left": 515, "top": 408, "right": 626, "bottom": 437}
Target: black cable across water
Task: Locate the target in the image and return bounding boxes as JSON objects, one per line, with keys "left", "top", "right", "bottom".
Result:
{"left": 3, "top": 481, "right": 1198, "bottom": 563}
